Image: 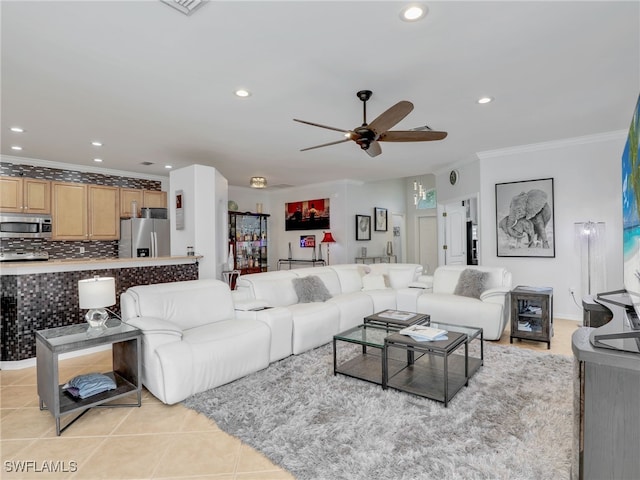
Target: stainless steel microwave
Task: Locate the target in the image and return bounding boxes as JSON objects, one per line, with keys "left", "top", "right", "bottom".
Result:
{"left": 0, "top": 213, "right": 52, "bottom": 238}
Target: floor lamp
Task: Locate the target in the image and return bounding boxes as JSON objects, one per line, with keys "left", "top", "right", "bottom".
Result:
{"left": 574, "top": 221, "right": 606, "bottom": 297}
{"left": 321, "top": 231, "right": 336, "bottom": 265}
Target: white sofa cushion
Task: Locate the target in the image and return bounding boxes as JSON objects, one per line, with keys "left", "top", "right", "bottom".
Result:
{"left": 124, "top": 279, "right": 234, "bottom": 330}
{"left": 362, "top": 274, "right": 388, "bottom": 291}
{"left": 330, "top": 264, "right": 368, "bottom": 293}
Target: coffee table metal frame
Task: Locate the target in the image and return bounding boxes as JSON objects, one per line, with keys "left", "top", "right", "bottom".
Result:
{"left": 383, "top": 322, "right": 483, "bottom": 407}
{"left": 36, "top": 319, "right": 142, "bottom": 436}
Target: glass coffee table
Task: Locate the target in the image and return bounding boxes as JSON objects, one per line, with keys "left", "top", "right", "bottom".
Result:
{"left": 333, "top": 324, "right": 414, "bottom": 385}
{"left": 383, "top": 322, "right": 483, "bottom": 407}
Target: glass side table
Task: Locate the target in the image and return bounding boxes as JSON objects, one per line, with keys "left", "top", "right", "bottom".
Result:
{"left": 36, "top": 319, "right": 142, "bottom": 435}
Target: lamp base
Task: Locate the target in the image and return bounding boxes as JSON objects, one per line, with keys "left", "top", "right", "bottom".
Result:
{"left": 85, "top": 309, "right": 109, "bottom": 328}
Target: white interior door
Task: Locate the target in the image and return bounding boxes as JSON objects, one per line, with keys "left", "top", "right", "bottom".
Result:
{"left": 417, "top": 216, "right": 437, "bottom": 274}
{"left": 443, "top": 202, "right": 467, "bottom": 265}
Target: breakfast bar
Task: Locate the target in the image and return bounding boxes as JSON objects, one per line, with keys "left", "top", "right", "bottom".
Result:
{"left": 1, "top": 256, "right": 200, "bottom": 363}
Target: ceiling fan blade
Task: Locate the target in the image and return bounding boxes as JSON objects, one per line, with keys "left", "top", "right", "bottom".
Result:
{"left": 300, "top": 138, "right": 351, "bottom": 152}
{"left": 367, "top": 101, "right": 414, "bottom": 135}
{"left": 294, "top": 118, "right": 349, "bottom": 134}
{"left": 365, "top": 141, "right": 382, "bottom": 157}
{"left": 379, "top": 130, "right": 448, "bottom": 142}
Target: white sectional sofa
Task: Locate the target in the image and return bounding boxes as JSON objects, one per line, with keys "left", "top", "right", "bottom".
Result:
{"left": 409, "top": 265, "right": 513, "bottom": 340}
{"left": 120, "top": 279, "right": 271, "bottom": 405}
{"left": 234, "top": 263, "right": 424, "bottom": 355}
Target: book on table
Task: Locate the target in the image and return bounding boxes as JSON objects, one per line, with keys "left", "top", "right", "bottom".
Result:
{"left": 377, "top": 310, "right": 416, "bottom": 321}
{"left": 399, "top": 325, "right": 448, "bottom": 342}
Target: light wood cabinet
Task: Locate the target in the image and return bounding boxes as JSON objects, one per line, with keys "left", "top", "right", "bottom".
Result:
{"left": 119, "top": 188, "right": 166, "bottom": 218}
{"left": 120, "top": 188, "right": 144, "bottom": 218}
{"left": 88, "top": 185, "right": 120, "bottom": 240}
{"left": 0, "top": 176, "right": 51, "bottom": 214}
{"left": 52, "top": 182, "right": 87, "bottom": 240}
{"left": 52, "top": 182, "right": 119, "bottom": 240}
{"left": 143, "top": 190, "right": 167, "bottom": 209}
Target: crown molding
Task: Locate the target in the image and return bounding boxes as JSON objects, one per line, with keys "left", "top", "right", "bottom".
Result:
{"left": 0, "top": 154, "right": 169, "bottom": 182}
{"left": 476, "top": 130, "right": 627, "bottom": 160}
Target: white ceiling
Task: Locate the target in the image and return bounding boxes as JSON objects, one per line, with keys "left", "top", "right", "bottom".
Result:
{"left": 2, "top": 1, "right": 639, "bottom": 188}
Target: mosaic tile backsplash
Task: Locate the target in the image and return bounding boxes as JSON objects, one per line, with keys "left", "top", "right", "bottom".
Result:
{"left": 1, "top": 263, "right": 199, "bottom": 362}
{"left": 0, "top": 162, "right": 163, "bottom": 258}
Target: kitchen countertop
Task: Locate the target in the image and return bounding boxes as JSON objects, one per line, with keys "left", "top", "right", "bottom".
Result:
{"left": 0, "top": 255, "right": 202, "bottom": 275}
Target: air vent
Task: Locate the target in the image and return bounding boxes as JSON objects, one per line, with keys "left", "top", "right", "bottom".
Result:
{"left": 140, "top": 161, "right": 154, "bottom": 166}
{"left": 160, "top": 0, "right": 206, "bottom": 16}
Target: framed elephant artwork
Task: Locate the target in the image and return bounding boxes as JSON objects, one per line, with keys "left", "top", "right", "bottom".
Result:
{"left": 495, "top": 178, "right": 555, "bottom": 257}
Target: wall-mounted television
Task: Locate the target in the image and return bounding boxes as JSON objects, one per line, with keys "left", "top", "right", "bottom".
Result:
{"left": 622, "top": 93, "right": 640, "bottom": 320}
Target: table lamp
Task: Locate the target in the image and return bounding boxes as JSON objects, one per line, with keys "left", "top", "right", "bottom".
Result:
{"left": 321, "top": 231, "right": 336, "bottom": 265}
{"left": 78, "top": 276, "right": 116, "bottom": 328}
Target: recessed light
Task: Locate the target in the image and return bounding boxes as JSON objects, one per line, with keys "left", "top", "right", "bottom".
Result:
{"left": 10, "top": 127, "right": 24, "bottom": 133}
{"left": 400, "top": 4, "right": 427, "bottom": 22}
{"left": 11, "top": 145, "right": 23, "bottom": 151}
{"left": 477, "top": 96, "right": 494, "bottom": 104}
{"left": 93, "top": 158, "right": 103, "bottom": 163}
{"left": 165, "top": 165, "right": 173, "bottom": 169}
{"left": 234, "top": 89, "right": 251, "bottom": 98}
{"left": 91, "top": 141, "right": 103, "bottom": 147}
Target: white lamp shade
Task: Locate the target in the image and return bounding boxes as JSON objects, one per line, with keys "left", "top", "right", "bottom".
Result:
{"left": 78, "top": 277, "right": 116, "bottom": 309}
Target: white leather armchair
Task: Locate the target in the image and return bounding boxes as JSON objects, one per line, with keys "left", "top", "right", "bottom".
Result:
{"left": 120, "top": 279, "right": 271, "bottom": 404}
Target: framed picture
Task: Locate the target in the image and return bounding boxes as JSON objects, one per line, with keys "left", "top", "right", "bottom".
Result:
{"left": 285, "top": 198, "right": 330, "bottom": 231}
{"left": 355, "top": 214, "right": 371, "bottom": 241}
{"left": 374, "top": 207, "right": 387, "bottom": 232}
{"left": 496, "top": 178, "right": 555, "bottom": 257}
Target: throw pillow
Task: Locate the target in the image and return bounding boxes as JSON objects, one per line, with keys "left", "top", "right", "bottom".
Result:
{"left": 453, "top": 269, "right": 489, "bottom": 299}
{"left": 361, "top": 274, "right": 388, "bottom": 291}
{"left": 292, "top": 276, "right": 332, "bottom": 303}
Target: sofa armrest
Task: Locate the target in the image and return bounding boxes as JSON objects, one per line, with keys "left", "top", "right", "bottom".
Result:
{"left": 412, "top": 275, "right": 434, "bottom": 289}
{"left": 126, "top": 316, "right": 183, "bottom": 338}
{"left": 480, "top": 287, "right": 511, "bottom": 303}
{"left": 234, "top": 299, "right": 270, "bottom": 311}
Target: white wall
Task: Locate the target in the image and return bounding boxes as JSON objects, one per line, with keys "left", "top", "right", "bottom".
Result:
{"left": 267, "top": 179, "right": 405, "bottom": 267}
{"left": 169, "top": 164, "right": 228, "bottom": 279}
{"left": 478, "top": 132, "right": 626, "bottom": 320}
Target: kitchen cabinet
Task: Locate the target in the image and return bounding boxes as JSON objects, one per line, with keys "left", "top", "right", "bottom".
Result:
{"left": 143, "top": 190, "right": 167, "bottom": 209}
{"left": 228, "top": 211, "right": 269, "bottom": 274}
{"left": 52, "top": 182, "right": 119, "bottom": 240}
{"left": 119, "top": 188, "right": 167, "bottom": 218}
{"left": 0, "top": 176, "right": 51, "bottom": 214}
{"left": 120, "top": 188, "right": 143, "bottom": 218}
{"left": 89, "top": 185, "right": 120, "bottom": 240}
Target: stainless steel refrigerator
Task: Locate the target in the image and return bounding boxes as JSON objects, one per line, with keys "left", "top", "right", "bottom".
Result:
{"left": 119, "top": 218, "right": 170, "bottom": 258}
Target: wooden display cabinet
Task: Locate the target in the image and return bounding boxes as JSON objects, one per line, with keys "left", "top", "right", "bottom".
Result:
{"left": 510, "top": 286, "right": 554, "bottom": 349}
{"left": 228, "top": 211, "right": 269, "bottom": 274}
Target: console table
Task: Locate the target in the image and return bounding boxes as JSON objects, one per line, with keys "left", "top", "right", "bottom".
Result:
{"left": 277, "top": 258, "right": 326, "bottom": 270}
{"left": 571, "top": 309, "right": 640, "bottom": 479}
{"left": 355, "top": 255, "right": 397, "bottom": 264}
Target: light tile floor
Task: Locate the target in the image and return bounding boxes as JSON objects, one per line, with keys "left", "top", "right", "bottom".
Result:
{"left": 1, "top": 318, "right": 580, "bottom": 479}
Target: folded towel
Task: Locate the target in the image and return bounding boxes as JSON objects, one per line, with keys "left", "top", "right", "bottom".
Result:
{"left": 64, "top": 373, "right": 116, "bottom": 399}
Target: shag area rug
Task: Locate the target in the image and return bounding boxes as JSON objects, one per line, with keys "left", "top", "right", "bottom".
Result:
{"left": 183, "top": 342, "right": 573, "bottom": 480}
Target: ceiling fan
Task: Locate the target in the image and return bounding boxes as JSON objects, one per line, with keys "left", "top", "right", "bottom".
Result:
{"left": 294, "top": 90, "right": 447, "bottom": 158}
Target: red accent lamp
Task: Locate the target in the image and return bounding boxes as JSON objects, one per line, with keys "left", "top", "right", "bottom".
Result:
{"left": 321, "top": 231, "right": 336, "bottom": 265}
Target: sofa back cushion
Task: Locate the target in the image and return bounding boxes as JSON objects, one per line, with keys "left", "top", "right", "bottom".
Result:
{"left": 293, "top": 267, "right": 342, "bottom": 296}
{"left": 237, "top": 271, "right": 299, "bottom": 307}
{"left": 329, "top": 264, "right": 368, "bottom": 293}
{"left": 124, "top": 279, "right": 234, "bottom": 330}
{"left": 433, "top": 266, "right": 511, "bottom": 294}
{"left": 367, "top": 264, "right": 423, "bottom": 289}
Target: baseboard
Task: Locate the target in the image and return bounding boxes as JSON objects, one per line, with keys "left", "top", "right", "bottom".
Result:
{"left": 1, "top": 344, "right": 112, "bottom": 371}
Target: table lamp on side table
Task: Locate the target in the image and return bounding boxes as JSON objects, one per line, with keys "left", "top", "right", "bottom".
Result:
{"left": 78, "top": 276, "right": 116, "bottom": 328}
{"left": 321, "top": 231, "right": 336, "bottom": 265}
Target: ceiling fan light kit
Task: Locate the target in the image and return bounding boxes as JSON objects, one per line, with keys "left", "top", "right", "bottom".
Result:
{"left": 294, "top": 90, "right": 447, "bottom": 158}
